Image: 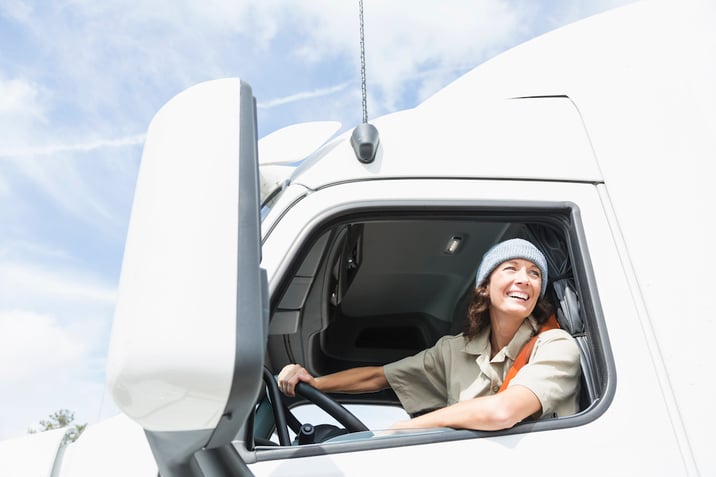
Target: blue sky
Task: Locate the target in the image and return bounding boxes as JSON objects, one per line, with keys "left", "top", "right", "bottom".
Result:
{"left": 0, "top": 0, "right": 635, "bottom": 440}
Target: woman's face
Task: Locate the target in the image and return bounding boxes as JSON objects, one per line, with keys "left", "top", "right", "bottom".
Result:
{"left": 487, "top": 258, "right": 542, "bottom": 319}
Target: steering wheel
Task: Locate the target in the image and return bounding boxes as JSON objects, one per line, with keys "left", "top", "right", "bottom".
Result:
{"left": 262, "top": 368, "right": 369, "bottom": 446}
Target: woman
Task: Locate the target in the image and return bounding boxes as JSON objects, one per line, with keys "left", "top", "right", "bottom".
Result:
{"left": 278, "top": 238, "right": 581, "bottom": 431}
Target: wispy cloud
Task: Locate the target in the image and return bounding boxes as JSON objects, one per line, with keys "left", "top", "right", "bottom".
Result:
{"left": 258, "top": 83, "right": 350, "bottom": 109}
{"left": 0, "top": 134, "right": 145, "bottom": 159}
{"left": 0, "top": 260, "right": 117, "bottom": 307}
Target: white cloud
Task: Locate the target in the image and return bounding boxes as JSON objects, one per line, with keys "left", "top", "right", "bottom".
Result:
{"left": 0, "top": 309, "right": 110, "bottom": 439}
{"left": 0, "top": 259, "right": 117, "bottom": 308}
{"left": 0, "top": 0, "right": 33, "bottom": 23}
{"left": 0, "top": 172, "right": 9, "bottom": 198}
{"left": 0, "top": 76, "right": 44, "bottom": 119}
{"left": 0, "top": 244, "right": 118, "bottom": 440}
{"left": 0, "top": 310, "right": 85, "bottom": 382}
{"left": 0, "top": 75, "right": 47, "bottom": 154}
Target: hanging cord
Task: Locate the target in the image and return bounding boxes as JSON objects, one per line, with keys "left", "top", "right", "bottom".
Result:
{"left": 350, "top": 0, "right": 379, "bottom": 164}
{"left": 358, "top": 0, "right": 368, "bottom": 124}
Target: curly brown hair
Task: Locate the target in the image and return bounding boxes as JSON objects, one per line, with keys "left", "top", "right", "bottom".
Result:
{"left": 463, "top": 283, "right": 554, "bottom": 339}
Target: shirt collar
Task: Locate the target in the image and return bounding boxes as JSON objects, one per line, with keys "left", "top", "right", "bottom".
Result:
{"left": 462, "top": 315, "right": 539, "bottom": 359}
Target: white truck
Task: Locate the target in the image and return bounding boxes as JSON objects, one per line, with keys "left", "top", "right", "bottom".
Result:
{"left": 2, "top": 1, "right": 714, "bottom": 475}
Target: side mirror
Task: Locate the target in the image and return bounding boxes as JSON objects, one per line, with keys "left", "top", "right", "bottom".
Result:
{"left": 106, "top": 78, "right": 267, "bottom": 474}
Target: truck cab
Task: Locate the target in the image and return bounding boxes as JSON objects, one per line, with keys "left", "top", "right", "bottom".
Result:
{"left": 3, "top": 1, "right": 713, "bottom": 476}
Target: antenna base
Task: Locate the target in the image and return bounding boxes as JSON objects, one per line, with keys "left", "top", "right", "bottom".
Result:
{"left": 350, "top": 123, "right": 380, "bottom": 164}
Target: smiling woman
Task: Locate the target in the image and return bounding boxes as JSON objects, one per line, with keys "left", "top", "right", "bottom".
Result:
{"left": 276, "top": 235, "right": 580, "bottom": 433}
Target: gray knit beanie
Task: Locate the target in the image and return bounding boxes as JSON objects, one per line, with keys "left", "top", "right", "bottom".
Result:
{"left": 475, "top": 238, "right": 549, "bottom": 297}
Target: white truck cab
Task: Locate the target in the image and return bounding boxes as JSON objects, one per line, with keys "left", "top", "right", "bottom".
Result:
{"left": 2, "top": 1, "right": 714, "bottom": 475}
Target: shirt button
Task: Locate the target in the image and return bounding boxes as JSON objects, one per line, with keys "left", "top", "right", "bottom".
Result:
{"left": 492, "top": 385, "right": 500, "bottom": 393}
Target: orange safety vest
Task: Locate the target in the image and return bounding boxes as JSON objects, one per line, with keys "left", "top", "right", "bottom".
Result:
{"left": 498, "top": 313, "right": 560, "bottom": 393}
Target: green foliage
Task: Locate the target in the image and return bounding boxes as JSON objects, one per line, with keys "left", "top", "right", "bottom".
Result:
{"left": 28, "top": 409, "right": 87, "bottom": 445}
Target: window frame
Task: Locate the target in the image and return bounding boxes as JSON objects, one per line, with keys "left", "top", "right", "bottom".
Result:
{"left": 241, "top": 199, "right": 616, "bottom": 463}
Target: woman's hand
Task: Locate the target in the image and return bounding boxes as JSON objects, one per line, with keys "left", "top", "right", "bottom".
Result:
{"left": 277, "top": 363, "right": 316, "bottom": 397}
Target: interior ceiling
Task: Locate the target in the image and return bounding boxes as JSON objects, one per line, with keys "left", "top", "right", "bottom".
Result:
{"left": 340, "top": 220, "right": 507, "bottom": 321}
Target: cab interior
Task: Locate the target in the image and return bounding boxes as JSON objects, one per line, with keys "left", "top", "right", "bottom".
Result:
{"left": 244, "top": 206, "right": 610, "bottom": 454}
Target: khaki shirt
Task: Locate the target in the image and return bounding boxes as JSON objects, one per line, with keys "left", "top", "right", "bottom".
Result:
{"left": 383, "top": 316, "right": 581, "bottom": 418}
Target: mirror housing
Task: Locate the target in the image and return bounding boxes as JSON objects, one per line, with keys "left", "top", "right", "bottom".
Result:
{"left": 106, "top": 78, "right": 267, "bottom": 471}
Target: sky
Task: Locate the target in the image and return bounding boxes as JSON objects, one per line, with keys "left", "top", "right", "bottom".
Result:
{"left": 0, "top": 0, "right": 636, "bottom": 440}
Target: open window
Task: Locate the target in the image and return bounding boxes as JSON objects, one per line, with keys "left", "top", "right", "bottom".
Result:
{"left": 242, "top": 203, "right": 614, "bottom": 460}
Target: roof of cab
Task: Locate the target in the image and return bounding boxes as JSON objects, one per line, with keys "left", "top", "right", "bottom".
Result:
{"left": 292, "top": 96, "right": 602, "bottom": 190}
{"left": 286, "top": 3, "right": 667, "bottom": 191}
{"left": 290, "top": 0, "right": 712, "bottom": 194}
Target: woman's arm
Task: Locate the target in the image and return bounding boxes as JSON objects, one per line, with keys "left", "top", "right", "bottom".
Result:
{"left": 277, "top": 363, "right": 389, "bottom": 397}
{"left": 390, "top": 384, "right": 541, "bottom": 431}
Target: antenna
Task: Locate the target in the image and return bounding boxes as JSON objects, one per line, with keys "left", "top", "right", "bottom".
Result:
{"left": 358, "top": 0, "right": 368, "bottom": 124}
{"left": 351, "top": 0, "right": 380, "bottom": 164}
